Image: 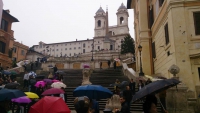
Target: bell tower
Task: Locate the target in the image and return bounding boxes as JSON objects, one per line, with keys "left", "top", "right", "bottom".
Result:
{"left": 94, "top": 7, "right": 106, "bottom": 37}
{"left": 116, "top": 3, "right": 129, "bottom": 34}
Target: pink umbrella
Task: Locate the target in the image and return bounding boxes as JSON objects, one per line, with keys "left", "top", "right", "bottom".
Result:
{"left": 52, "top": 79, "right": 60, "bottom": 83}
{"left": 43, "top": 79, "right": 53, "bottom": 84}
{"left": 11, "top": 96, "right": 31, "bottom": 103}
{"left": 35, "top": 81, "right": 46, "bottom": 88}
{"left": 41, "top": 88, "right": 65, "bottom": 96}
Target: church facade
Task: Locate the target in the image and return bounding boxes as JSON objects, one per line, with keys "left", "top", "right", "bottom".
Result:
{"left": 33, "top": 3, "right": 130, "bottom": 58}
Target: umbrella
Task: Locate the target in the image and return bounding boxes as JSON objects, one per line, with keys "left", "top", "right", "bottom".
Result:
{"left": 114, "top": 58, "right": 120, "bottom": 61}
{"left": 73, "top": 85, "right": 113, "bottom": 100}
{"left": 2, "top": 70, "right": 11, "bottom": 75}
{"left": 52, "top": 79, "right": 60, "bottom": 83}
{"left": 119, "top": 81, "right": 129, "bottom": 87}
{"left": 132, "top": 78, "right": 180, "bottom": 103}
{"left": 56, "top": 70, "right": 65, "bottom": 74}
{"left": 4, "top": 82, "right": 20, "bottom": 89}
{"left": 145, "top": 75, "right": 153, "bottom": 81}
{"left": 41, "top": 88, "right": 65, "bottom": 96}
{"left": 35, "top": 75, "right": 45, "bottom": 79}
{"left": 34, "top": 81, "right": 46, "bottom": 88}
{"left": 136, "top": 76, "right": 147, "bottom": 82}
{"left": 29, "top": 96, "right": 70, "bottom": 113}
{"left": 0, "top": 89, "right": 26, "bottom": 101}
{"left": 25, "top": 92, "right": 39, "bottom": 99}
{"left": 11, "top": 96, "right": 31, "bottom": 103}
{"left": 10, "top": 70, "right": 18, "bottom": 75}
{"left": 51, "top": 82, "right": 66, "bottom": 88}
{"left": 43, "top": 79, "right": 52, "bottom": 84}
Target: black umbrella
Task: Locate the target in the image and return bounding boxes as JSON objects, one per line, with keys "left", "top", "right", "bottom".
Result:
{"left": 0, "top": 89, "right": 26, "bottom": 101}
{"left": 35, "top": 75, "right": 45, "bottom": 79}
{"left": 132, "top": 78, "right": 180, "bottom": 103}
{"left": 5, "top": 82, "right": 20, "bottom": 89}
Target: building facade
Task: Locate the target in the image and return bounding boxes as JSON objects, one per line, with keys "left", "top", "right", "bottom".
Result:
{"left": 0, "top": 0, "right": 3, "bottom": 27}
{"left": 127, "top": 0, "right": 200, "bottom": 92}
{"left": 33, "top": 3, "right": 130, "bottom": 58}
{"left": 0, "top": 10, "right": 19, "bottom": 68}
{"left": 12, "top": 41, "right": 29, "bottom": 62}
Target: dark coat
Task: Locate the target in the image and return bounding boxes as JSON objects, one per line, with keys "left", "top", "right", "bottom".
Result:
{"left": 120, "top": 102, "right": 129, "bottom": 113}
{"left": 123, "top": 90, "right": 132, "bottom": 102}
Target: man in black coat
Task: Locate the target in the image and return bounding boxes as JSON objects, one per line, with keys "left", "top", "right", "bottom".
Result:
{"left": 123, "top": 85, "right": 132, "bottom": 113}
{"left": 129, "top": 79, "right": 135, "bottom": 95}
{"left": 53, "top": 65, "right": 58, "bottom": 74}
{"left": 120, "top": 96, "right": 129, "bottom": 113}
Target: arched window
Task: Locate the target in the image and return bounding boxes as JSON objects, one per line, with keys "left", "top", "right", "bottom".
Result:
{"left": 120, "top": 17, "right": 124, "bottom": 24}
{"left": 97, "top": 20, "right": 101, "bottom": 27}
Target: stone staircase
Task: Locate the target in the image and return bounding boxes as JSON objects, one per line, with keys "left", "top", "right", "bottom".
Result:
{"left": 64, "top": 68, "right": 162, "bottom": 112}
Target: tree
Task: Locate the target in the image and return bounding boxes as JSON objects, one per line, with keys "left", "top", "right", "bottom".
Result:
{"left": 121, "top": 35, "right": 135, "bottom": 54}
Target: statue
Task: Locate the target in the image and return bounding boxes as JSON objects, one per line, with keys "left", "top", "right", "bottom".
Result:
{"left": 168, "top": 64, "right": 180, "bottom": 77}
{"left": 82, "top": 68, "right": 92, "bottom": 85}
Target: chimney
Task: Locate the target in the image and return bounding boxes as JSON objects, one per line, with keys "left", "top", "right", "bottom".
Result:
{"left": 5, "top": 10, "right": 10, "bottom": 14}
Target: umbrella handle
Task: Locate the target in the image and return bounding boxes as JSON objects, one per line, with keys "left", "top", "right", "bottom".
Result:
{"left": 157, "top": 97, "right": 166, "bottom": 111}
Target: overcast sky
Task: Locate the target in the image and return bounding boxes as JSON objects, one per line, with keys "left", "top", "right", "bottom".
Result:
{"left": 2, "top": 0, "right": 134, "bottom": 47}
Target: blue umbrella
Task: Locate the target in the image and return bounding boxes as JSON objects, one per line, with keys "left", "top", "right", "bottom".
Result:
{"left": 2, "top": 70, "right": 11, "bottom": 75}
{"left": 0, "top": 89, "right": 26, "bottom": 101}
{"left": 132, "top": 78, "right": 180, "bottom": 103}
{"left": 73, "top": 85, "right": 113, "bottom": 100}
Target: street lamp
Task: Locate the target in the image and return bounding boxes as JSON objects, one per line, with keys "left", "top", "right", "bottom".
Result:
{"left": 118, "top": 45, "right": 120, "bottom": 59}
{"left": 91, "top": 39, "right": 94, "bottom": 61}
{"left": 138, "top": 45, "right": 144, "bottom": 76}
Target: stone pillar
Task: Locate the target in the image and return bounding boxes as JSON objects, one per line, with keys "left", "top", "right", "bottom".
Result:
{"left": 81, "top": 68, "right": 92, "bottom": 85}
{"left": 166, "top": 83, "right": 196, "bottom": 113}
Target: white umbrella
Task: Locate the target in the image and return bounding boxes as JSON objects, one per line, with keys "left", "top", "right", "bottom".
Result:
{"left": 51, "top": 82, "right": 66, "bottom": 88}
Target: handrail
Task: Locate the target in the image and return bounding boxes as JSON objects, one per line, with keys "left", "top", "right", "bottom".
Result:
{"left": 122, "top": 63, "right": 137, "bottom": 82}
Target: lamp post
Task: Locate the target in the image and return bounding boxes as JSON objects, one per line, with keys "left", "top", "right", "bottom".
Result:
{"left": 91, "top": 39, "right": 94, "bottom": 61}
{"left": 138, "top": 45, "right": 144, "bottom": 76}
{"left": 118, "top": 45, "right": 120, "bottom": 59}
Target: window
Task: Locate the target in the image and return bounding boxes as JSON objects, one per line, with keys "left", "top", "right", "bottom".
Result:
{"left": 57, "top": 49, "right": 59, "bottom": 51}
{"left": 78, "top": 47, "right": 81, "bottom": 49}
{"left": 152, "top": 42, "right": 156, "bottom": 58}
{"left": 65, "top": 44, "right": 67, "bottom": 46}
{"left": 97, "top": 20, "right": 101, "bottom": 27}
{"left": 0, "top": 19, "right": 8, "bottom": 31}
{"left": 0, "top": 41, "right": 6, "bottom": 53}
{"left": 70, "top": 53, "right": 71, "bottom": 56}
{"left": 164, "top": 23, "right": 169, "bottom": 45}
{"left": 70, "top": 48, "right": 71, "bottom": 50}
{"left": 83, "top": 49, "right": 85, "bottom": 53}
{"left": 98, "top": 46, "right": 100, "bottom": 50}
{"left": 120, "top": 17, "right": 124, "bottom": 24}
{"left": 149, "top": 6, "right": 154, "bottom": 28}
{"left": 57, "top": 45, "right": 58, "bottom": 46}
{"left": 110, "top": 45, "right": 113, "bottom": 50}
{"left": 159, "top": 0, "right": 164, "bottom": 7}
{"left": 83, "top": 43, "right": 85, "bottom": 48}
{"left": 21, "top": 50, "right": 25, "bottom": 55}
{"left": 74, "top": 47, "right": 76, "bottom": 50}
{"left": 52, "top": 49, "right": 54, "bottom": 51}
{"left": 65, "top": 48, "right": 67, "bottom": 50}
{"left": 194, "top": 12, "right": 200, "bottom": 35}
{"left": 13, "top": 47, "right": 17, "bottom": 53}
